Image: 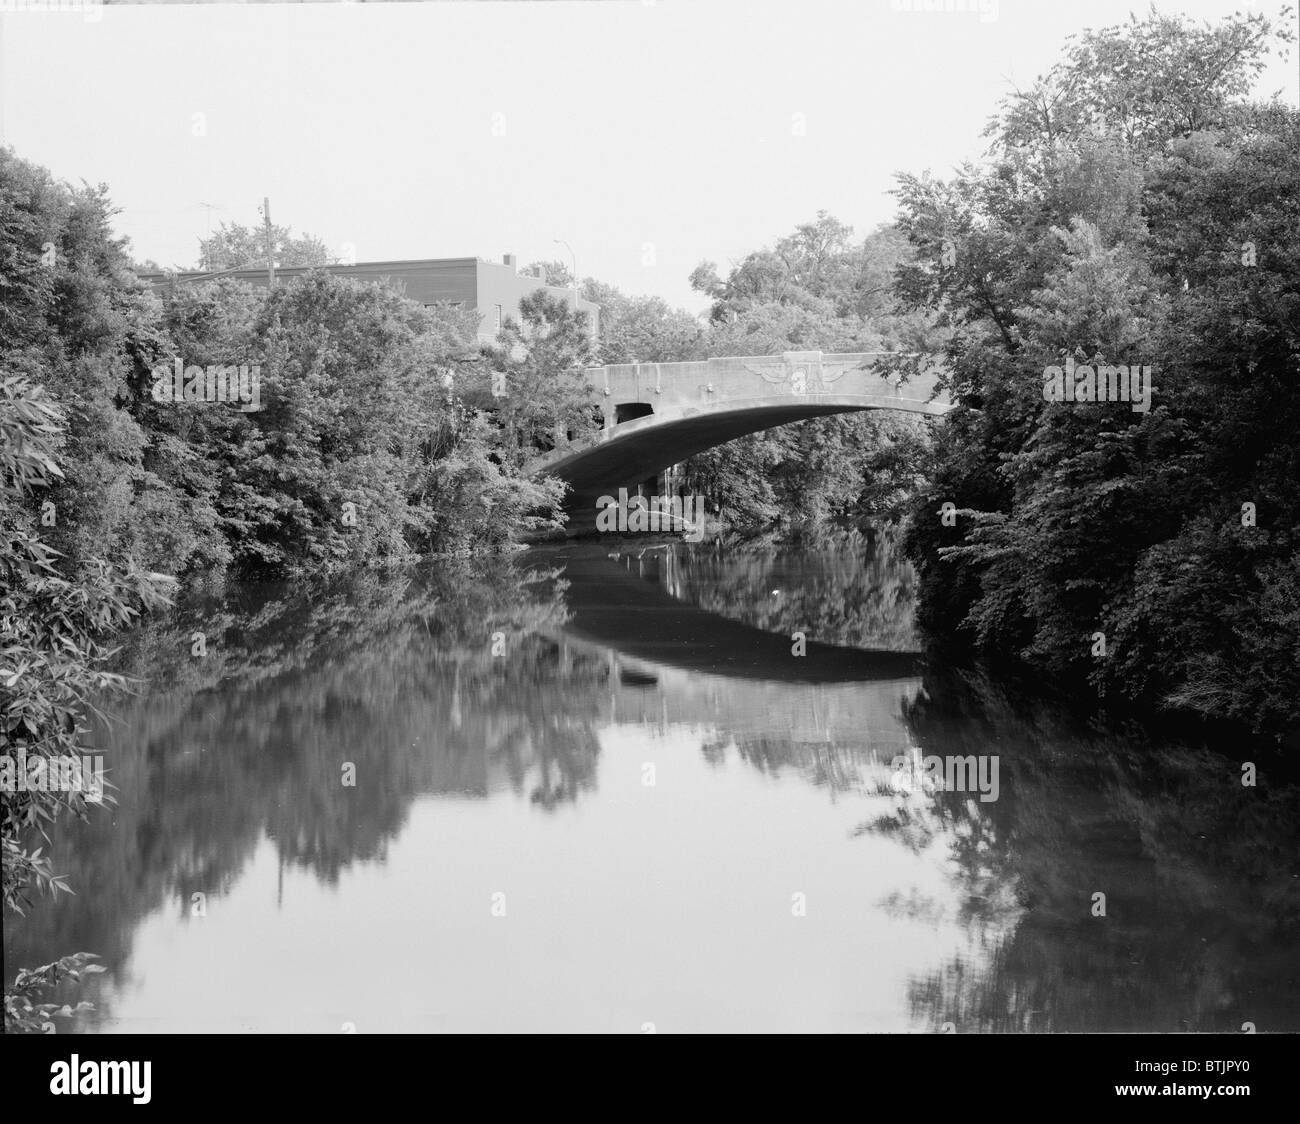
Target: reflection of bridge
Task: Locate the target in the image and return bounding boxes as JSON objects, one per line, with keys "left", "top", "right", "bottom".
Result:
{"left": 565, "top": 638, "right": 922, "bottom": 767}
{"left": 527, "top": 352, "right": 949, "bottom": 529}
{"left": 543, "top": 545, "right": 924, "bottom": 762}
{"left": 551, "top": 545, "right": 920, "bottom": 682}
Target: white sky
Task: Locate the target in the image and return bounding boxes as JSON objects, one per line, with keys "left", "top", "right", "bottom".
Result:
{"left": 1, "top": 1, "right": 1296, "bottom": 314}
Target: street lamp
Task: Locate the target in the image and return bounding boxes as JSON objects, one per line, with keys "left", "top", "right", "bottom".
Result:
{"left": 553, "top": 238, "right": 577, "bottom": 311}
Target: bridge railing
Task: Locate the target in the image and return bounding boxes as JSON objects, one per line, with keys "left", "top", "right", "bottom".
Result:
{"left": 579, "top": 351, "right": 946, "bottom": 417}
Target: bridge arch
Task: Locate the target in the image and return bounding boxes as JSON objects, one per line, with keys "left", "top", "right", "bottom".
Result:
{"left": 527, "top": 351, "right": 949, "bottom": 528}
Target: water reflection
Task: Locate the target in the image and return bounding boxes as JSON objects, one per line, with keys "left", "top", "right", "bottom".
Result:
{"left": 4, "top": 534, "right": 1298, "bottom": 1032}
{"left": 897, "top": 667, "right": 1300, "bottom": 1032}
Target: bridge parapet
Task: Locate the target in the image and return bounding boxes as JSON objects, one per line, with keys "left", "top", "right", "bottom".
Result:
{"left": 585, "top": 351, "right": 945, "bottom": 420}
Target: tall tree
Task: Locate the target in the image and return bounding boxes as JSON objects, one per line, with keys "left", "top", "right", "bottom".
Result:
{"left": 680, "top": 213, "right": 943, "bottom": 530}
{"left": 579, "top": 278, "right": 703, "bottom": 364}
{"left": 196, "top": 220, "right": 334, "bottom": 273}
{"left": 478, "top": 291, "right": 599, "bottom": 468}
{"left": 894, "top": 8, "right": 1300, "bottom": 732}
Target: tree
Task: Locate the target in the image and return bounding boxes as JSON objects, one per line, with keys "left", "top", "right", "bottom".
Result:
{"left": 479, "top": 290, "right": 598, "bottom": 470}
{"left": 522, "top": 259, "right": 574, "bottom": 288}
{"left": 997, "top": 8, "right": 1287, "bottom": 161}
{"left": 677, "top": 214, "right": 943, "bottom": 531}
{"left": 690, "top": 211, "right": 933, "bottom": 332}
{"left": 2, "top": 375, "right": 172, "bottom": 1031}
{"left": 894, "top": 8, "right": 1300, "bottom": 732}
{"left": 0, "top": 148, "right": 219, "bottom": 578}
{"left": 579, "top": 278, "right": 703, "bottom": 364}
{"left": 226, "top": 272, "right": 514, "bottom": 572}
{"left": 196, "top": 220, "right": 334, "bottom": 273}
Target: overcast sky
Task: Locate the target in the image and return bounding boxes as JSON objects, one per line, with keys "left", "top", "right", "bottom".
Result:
{"left": 1, "top": 1, "right": 1295, "bottom": 313}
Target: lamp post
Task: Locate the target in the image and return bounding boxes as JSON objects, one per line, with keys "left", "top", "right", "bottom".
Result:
{"left": 553, "top": 238, "right": 577, "bottom": 311}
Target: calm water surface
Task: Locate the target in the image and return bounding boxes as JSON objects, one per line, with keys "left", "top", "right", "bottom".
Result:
{"left": 6, "top": 535, "right": 1299, "bottom": 1032}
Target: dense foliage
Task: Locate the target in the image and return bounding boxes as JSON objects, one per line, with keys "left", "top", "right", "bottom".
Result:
{"left": 4, "top": 5, "right": 1298, "bottom": 1027}
{"left": 676, "top": 214, "right": 945, "bottom": 531}
{"left": 893, "top": 10, "right": 1300, "bottom": 733}
{"left": 0, "top": 146, "right": 582, "bottom": 579}
{"left": 0, "top": 147, "right": 587, "bottom": 1026}
{"left": 1, "top": 375, "right": 171, "bottom": 1030}
{"left": 198, "top": 219, "right": 334, "bottom": 274}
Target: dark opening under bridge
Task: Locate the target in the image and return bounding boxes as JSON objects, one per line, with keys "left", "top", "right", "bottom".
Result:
{"left": 526, "top": 351, "right": 951, "bottom": 532}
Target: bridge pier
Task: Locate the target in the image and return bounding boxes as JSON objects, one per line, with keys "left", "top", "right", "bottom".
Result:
{"left": 560, "top": 478, "right": 671, "bottom": 539}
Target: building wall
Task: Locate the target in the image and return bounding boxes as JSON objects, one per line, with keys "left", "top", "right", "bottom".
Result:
{"left": 140, "top": 258, "right": 480, "bottom": 306}
{"left": 140, "top": 256, "right": 600, "bottom": 347}
{"left": 474, "top": 260, "right": 601, "bottom": 345}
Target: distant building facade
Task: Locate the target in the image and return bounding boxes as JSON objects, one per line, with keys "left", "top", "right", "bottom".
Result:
{"left": 140, "top": 253, "right": 599, "bottom": 346}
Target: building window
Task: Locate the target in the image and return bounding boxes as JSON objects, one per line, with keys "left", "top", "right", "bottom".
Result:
{"left": 494, "top": 304, "right": 503, "bottom": 333}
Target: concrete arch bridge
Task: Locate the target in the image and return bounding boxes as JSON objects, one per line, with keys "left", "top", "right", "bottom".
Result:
{"left": 525, "top": 351, "right": 950, "bottom": 532}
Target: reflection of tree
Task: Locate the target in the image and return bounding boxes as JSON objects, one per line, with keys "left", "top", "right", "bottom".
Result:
{"left": 2, "top": 558, "right": 613, "bottom": 1025}
{"left": 617, "top": 529, "right": 919, "bottom": 651}
{"left": 700, "top": 736, "right": 731, "bottom": 769}
{"left": 884, "top": 668, "right": 1300, "bottom": 1032}
{"left": 852, "top": 800, "right": 942, "bottom": 856}
{"left": 481, "top": 638, "right": 606, "bottom": 809}
{"left": 12, "top": 540, "right": 1291, "bottom": 1034}
{"left": 732, "top": 734, "right": 868, "bottom": 794}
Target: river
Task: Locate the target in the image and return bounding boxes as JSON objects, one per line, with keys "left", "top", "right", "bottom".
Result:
{"left": 5, "top": 533, "right": 1298, "bottom": 1032}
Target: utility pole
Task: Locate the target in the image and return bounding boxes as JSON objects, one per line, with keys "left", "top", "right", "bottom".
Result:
{"left": 199, "top": 202, "right": 218, "bottom": 272}
{"left": 261, "top": 197, "right": 276, "bottom": 288}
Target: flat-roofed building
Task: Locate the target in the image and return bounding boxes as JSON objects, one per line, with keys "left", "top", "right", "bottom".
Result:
{"left": 139, "top": 253, "right": 599, "bottom": 346}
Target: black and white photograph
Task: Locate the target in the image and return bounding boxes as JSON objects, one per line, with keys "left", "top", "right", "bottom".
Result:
{"left": 1, "top": 0, "right": 1298, "bottom": 1096}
